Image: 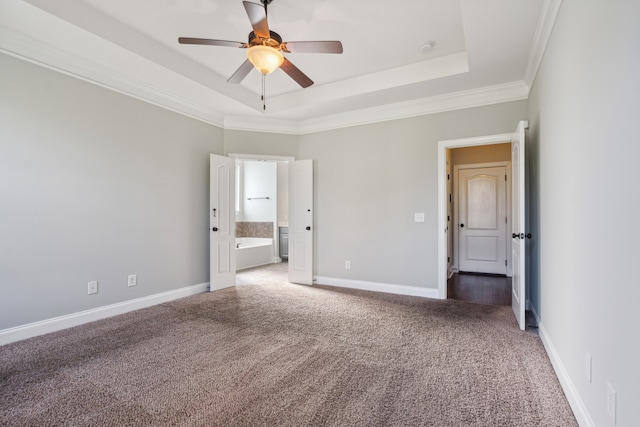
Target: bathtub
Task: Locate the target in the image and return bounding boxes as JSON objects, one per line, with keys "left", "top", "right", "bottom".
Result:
{"left": 236, "top": 237, "right": 274, "bottom": 270}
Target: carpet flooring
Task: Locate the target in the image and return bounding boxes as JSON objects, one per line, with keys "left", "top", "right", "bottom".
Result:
{"left": 0, "top": 271, "right": 576, "bottom": 426}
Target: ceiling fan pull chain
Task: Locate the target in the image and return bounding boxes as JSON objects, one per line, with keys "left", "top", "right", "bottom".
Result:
{"left": 262, "top": 73, "right": 266, "bottom": 111}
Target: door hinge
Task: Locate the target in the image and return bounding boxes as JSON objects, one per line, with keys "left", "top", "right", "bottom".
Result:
{"left": 505, "top": 175, "right": 507, "bottom": 181}
{"left": 449, "top": 194, "right": 452, "bottom": 203}
{"left": 505, "top": 260, "right": 508, "bottom": 266}
{"left": 505, "top": 216, "right": 507, "bottom": 224}
{"left": 448, "top": 256, "right": 451, "bottom": 262}
{"left": 448, "top": 174, "right": 450, "bottom": 180}
{"left": 448, "top": 215, "right": 450, "bottom": 221}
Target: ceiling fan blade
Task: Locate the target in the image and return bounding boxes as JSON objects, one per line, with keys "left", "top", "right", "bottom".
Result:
{"left": 227, "top": 60, "right": 254, "bottom": 84}
{"left": 243, "top": 1, "right": 270, "bottom": 39}
{"left": 178, "top": 37, "right": 247, "bottom": 48}
{"left": 280, "top": 58, "right": 314, "bottom": 88}
{"left": 282, "top": 41, "right": 343, "bottom": 54}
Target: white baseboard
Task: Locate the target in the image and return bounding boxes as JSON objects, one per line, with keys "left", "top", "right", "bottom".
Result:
{"left": 314, "top": 276, "right": 440, "bottom": 299}
{"left": 0, "top": 282, "right": 209, "bottom": 346}
{"left": 538, "top": 321, "right": 594, "bottom": 427}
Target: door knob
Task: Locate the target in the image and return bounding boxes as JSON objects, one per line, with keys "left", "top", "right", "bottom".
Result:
{"left": 460, "top": 224, "right": 464, "bottom": 228}
{"left": 212, "top": 227, "right": 218, "bottom": 232}
{"left": 512, "top": 232, "right": 532, "bottom": 239}
{"left": 306, "top": 226, "right": 311, "bottom": 231}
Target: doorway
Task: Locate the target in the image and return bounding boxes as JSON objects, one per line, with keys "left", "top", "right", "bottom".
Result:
{"left": 437, "top": 132, "right": 515, "bottom": 299}
{"left": 438, "top": 121, "right": 528, "bottom": 329}
{"left": 447, "top": 273, "right": 511, "bottom": 306}
{"left": 229, "top": 154, "right": 292, "bottom": 285}
{"left": 210, "top": 154, "right": 314, "bottom": 291}
{"left": 450, "top": 153, "right": 511, "bottom": 306}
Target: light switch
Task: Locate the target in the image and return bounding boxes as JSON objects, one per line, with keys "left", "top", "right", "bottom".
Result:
{"left": 415, "top": 213, "right": 425, "bottom": 222}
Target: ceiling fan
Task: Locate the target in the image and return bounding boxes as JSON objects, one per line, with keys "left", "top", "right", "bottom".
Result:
{"left": 178, "top": 0, "right": 343, "bottom": 109}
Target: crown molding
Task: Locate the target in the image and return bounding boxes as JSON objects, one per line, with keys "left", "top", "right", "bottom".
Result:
{"left": 223, "top": 115, "right": 300, "bottom": 135}
{"left": 0, "top": 27, "right": 226, "bottom": 129}
{"left": 218, "top": 81, "right": 528, "bottom": 135}
{"left": 524, "top": 0, "right": 563, "bottom": 87}
{"left": 296, "top": 81, "right": 529, "bottom": 134}
{"left": 222, "top": 81, "right": 529, "bottom": 135}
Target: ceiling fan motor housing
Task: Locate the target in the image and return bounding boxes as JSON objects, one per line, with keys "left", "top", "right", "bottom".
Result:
{"left": 248, "top": 30, "right": 283, "bottom": 50}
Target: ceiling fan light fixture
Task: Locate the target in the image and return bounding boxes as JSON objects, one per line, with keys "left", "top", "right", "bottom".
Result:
{"left": 247, "top": 45, "right": 284, "bottom": 75}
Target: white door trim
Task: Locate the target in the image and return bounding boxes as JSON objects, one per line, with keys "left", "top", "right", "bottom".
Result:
{"left": 437, "top": 133, "right": 513, "bottom": 299}
{"left": 453, "top": 161, "right": 512, "bottom": 276}
{"left": 228, "top": 153, "right": 295, "bottom": 162}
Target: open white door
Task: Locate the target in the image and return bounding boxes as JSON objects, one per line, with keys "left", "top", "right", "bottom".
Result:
{"left": 288, "top": 159, "right": 313, "bottom": 285}
{"left": 511, "top": 121, "right": 527, "bottom": 330}
{"left": 210, "top": 154, "right": 236, "bottom": 291}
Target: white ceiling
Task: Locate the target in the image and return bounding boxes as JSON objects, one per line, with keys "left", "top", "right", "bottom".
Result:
{"left": 0, "top": 0, "right": 560, "bottom": 133}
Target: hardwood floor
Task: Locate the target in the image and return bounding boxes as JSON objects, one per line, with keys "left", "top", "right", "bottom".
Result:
{"left": 238, "top": 265, "right": 513, "bottom": 307}
{"left": 447, "top": 272, "right": 511, "bottom": 306}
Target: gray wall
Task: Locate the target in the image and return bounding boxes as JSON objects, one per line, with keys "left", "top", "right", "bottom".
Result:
{"left": 223, "top": 129, "right": 298, "bottom": 158}
{"left": 0, "top": 53, "right": 223, "bottom": 329}
{"left": 298, "top": 102, "right": 527, "bottom": 288}
{"left": 528, "top": 0, "right": 640, "bottom": 425}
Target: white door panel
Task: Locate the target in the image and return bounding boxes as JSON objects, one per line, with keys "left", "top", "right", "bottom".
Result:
{"left": 467, "top": 177, "right": 498, "bottom": 228}
{"left": 466, "top": 236, "right": 499, "bottom": 261}
{"left": 446, "top": 155, "right": 453, "bottom": 275}
{"left": 458, "top": 166, "right": 507, "bottom": 274}
{"left": 511, "top": 121, "right": 527, "bottom": 330}
{"left": 210, "top": 154, "right": 236, "bottom": 291}
{"left": 288, "top": 159, "right": 313, "bottom": 285}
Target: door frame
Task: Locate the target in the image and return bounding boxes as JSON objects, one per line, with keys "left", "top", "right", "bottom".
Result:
{"left": 228, "top": 153, "right": 295, "bottom": 269}
{"left": 437, "top": 133, "right": 513, "bottom": 299}
{"left": 453, "top": 161, "right": 512, "bottom": 276}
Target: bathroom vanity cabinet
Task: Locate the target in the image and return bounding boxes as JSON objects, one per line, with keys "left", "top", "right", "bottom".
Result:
{"left": 279, "top": 227, "right": 288, "bottom": 259}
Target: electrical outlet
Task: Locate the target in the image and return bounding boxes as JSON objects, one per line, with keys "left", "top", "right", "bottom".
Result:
{"left": 87, "top": 281, "right": 98, "bottom": 295}
{"left": 584, "top": 351, "right": 592, "bottom": 383}
{"left": 414, "top": 213, "right": 425, "bottom": 223}
{"left": 128, "top": 274, "right": 137, "bottom": 287}
{"left": 345, "top": 260, "right": 351, "bottom": 269}
{"left": 607, "top": 382, "right": 616, "bottom": 424}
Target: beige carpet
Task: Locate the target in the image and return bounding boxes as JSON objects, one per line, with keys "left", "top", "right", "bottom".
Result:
{"left": 0, "top": 275, "right": 576, "bottom": 426}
